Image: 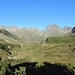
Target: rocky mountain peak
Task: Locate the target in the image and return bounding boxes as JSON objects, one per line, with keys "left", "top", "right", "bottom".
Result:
{"left": 43, "top": 24, "right": 63, "bottom": 37}
{"left": 46, "top": 24, "right": 59, "bottom": 30}
{"left": 9, "top": 25, "right": 19, "bottom": 29}
{"left": 8, "top": 25, "right": 20, "bottom": 32}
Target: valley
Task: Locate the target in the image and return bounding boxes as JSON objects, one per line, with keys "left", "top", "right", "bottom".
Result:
{"left": 0, "top": 25, "right": 75, "bottom": 75}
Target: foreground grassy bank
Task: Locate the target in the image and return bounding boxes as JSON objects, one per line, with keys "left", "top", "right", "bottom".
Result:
{"left": 0, "top": 59, "right": 74, "bottom": 75}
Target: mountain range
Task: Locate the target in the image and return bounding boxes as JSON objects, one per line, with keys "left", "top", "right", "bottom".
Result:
{"left": 0, "top": 24, "right": 74, "bottom": 43}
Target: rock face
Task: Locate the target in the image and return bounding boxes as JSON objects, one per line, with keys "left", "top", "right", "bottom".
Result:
{"left": 62, "top": 26, "right": 73, "bottom": 34}
{"left": 72, "top": 27, "right": 75, "bottom": 33}
{"left": 63, "top": 26, "right": 75, "bottom": 37}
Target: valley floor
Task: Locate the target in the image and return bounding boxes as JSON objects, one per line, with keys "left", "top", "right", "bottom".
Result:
{"left": 10, "top": 42, "right": 75, "bottom": 64}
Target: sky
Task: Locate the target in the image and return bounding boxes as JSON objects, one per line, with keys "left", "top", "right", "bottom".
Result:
{"left": 0, "top": 0, "right": 75, "bottom": 30}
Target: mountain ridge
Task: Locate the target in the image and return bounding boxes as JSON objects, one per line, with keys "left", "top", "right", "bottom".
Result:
{"left": 0, "top": 24, "right": 74, "bottom": 43}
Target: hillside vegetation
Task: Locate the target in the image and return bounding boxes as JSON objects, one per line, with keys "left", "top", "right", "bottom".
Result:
{"left": 46, "top": 37, "right": 75, "bottom": 43}
{"left": 0, "top": 37, "right": 75, "bottom": 75}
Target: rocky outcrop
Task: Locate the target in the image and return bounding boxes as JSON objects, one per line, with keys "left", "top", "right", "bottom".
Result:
{"left": 62, "top": 26, "right": 73, "bottom": 34}
{"left": 72, "top": 27, "right": 75, "bottom": 33}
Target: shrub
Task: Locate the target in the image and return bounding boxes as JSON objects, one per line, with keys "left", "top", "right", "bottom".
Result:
{"left": 0, "top": 60, "right": 11, "bottom": 75}
{"left": 14, "top": 67, "right": 26, "bottom": 75}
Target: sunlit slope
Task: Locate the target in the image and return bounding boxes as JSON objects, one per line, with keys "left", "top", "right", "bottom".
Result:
{"left": 0, "top": 29, "right": 22, "bottom": 43}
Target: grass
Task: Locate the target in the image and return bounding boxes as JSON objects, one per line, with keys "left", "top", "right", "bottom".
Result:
{"left": 9, "top": 37, "right": 75, "bottom": 64}
{"left": 0, "top": 49, "right": 8, "bottom": 59}
{"left": 46, "top": 37, "right": 75, "bottom": 44}
{"left": 0, "top": 37, "right": 75, "bottom": 65}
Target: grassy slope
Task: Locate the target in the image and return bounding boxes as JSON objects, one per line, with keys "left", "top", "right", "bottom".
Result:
{"left": 0, "top": 49, "right": 8, "bottom": 59}
{"left": 0, "top": 29, "right": 21, "bottom": 43}
{"left": 0, "top": 37, "right": 75, "bottom": 65}
{"left": 0, "top": 39, "right": 7, "bottom": 59}
{"left": 10, "top": 37, "right": 75, "bottom": 64}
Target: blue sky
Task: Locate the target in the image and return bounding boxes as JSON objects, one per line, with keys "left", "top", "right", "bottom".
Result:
{"left": 0, "top": 0, "right": 75, "bottom": 30}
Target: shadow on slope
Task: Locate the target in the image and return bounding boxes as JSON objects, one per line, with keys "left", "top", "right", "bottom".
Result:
{"left": 10, "top": 62, "right": 74, "bottom": 75}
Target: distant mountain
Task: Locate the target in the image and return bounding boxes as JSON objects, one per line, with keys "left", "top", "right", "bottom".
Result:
{"left": 0, "top": 26, "right": 46, "bottom": 43}
{"left": 14, "top": 27, "right": 46, "bottom": 43}
{"left": 43, "top": 24, "right": 64, "bottom": 37}
{"left": 0, "top": 25, "right": 74, "bottom": 43}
